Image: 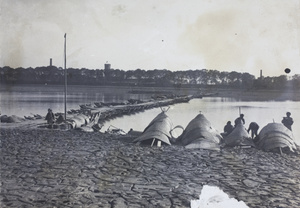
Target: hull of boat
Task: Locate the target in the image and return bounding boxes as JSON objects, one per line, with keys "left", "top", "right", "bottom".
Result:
{"left": 178, "top": 114, "right": 222, "bottom": 150}
{"left": 224, "top": 124, "right": 254, "bottom": 147}
{"left": 66, "top": 114, "right": 90, "bottom": 129}
{"left": 134, "top": 112, "right": 173, "bottom": 145}
{"left": 257, "top": 123, "right": 297, "bottom": 152}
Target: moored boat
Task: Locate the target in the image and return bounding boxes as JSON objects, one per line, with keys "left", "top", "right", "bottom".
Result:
{"left": 133, "top": 111, "right": 175, "bottom": 145}
{"left": 223, "top": 124, "right": 255, "bottom": 147}
{"left": 256, "top": 123, "right": 298, "bottom": 153}
{"left": 176, "top": 113, "right": 222, "bottom": 150}
{"left": 65, "top": 113, "right": 90, "bottom": 129}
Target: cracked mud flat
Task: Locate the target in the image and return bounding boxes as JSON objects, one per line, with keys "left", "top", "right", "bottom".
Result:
{"left": 1, "top": 128, "right": 300, "bottom": 208}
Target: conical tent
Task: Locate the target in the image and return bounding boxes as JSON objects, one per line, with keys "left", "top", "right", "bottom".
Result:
{"left": 133, "top": 111, "right": 173, "bottom": 145}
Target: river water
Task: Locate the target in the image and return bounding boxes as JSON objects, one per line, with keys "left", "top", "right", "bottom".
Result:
{"left": 1, "top": 84, "right": 299, "bottom": 144}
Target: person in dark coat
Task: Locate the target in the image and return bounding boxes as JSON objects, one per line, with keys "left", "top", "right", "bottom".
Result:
{"left": 223, "top": 121, "right": 234, "bottom": 136}
{"left": 247, "top": 122, "right": 259, "bottom": 139}
{"left": 234, "top": 114, "right": 245, "bottom": 126}
{"left": 282, "top": 112, "right": 293, "bottom": 131}
{"left": 45, "top": 108, "right": 55, "bottom": 127}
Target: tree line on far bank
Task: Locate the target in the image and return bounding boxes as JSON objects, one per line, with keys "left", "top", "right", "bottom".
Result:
{"left": 0, "top": 66, "right": 299, "bottom": 90}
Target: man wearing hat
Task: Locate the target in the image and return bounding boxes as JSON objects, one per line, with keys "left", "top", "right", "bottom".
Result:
{"left": 282, "top": 112, "right": 293, "bottom": 131}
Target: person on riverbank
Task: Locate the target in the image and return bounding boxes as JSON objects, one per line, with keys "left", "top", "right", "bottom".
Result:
{"left": 222, "top": 121, "right": 234, "bottom": 137}
{"left": 247, "top": 122, "right": 259, "bottom": 139}
{"left": 234, "top": 114, "right": 245, "bottom": 126}
{"left": 45, "top": 108, "right": 55, "bottom": 128}
{"left": 282, "top": 112, "right": 293, "bottom": 131}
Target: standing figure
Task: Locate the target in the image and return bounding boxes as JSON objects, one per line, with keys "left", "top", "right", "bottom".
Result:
{"left": 247, "top": 122, "right": 259, "bottom": 139}
{"left": 282, "top": 112, "right": 293, "bottom": 131}
{"left": 45, "top": 108, "right": 55, "bottom": 128}
{"left": 234, "top": 114, "right": 245, "bottom": 126}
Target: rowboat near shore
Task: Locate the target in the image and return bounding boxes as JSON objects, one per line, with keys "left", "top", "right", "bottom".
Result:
{"left": 223, "top": 124, "right": 255, "bottom": 148}
{"left": 133, "top": 111, "right": 175, "bottom": 146}
{"left": 256, "top": 123, "right": 298, "bottom": 153}
{"left": 62, "top": 95, "right": 193, "bottom": 131}
{"left": 0, "top": 95, "right": 193, "bottom": 131}
{"left": 176, "top": 113, "right": 222, "bottom": 151}
{"left": 1, "top": 94, "right": 299, "bottom": 154}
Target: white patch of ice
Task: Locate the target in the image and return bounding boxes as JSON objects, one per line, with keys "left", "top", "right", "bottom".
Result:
{"left": 190, "top": 185, "right": 249, "bottom": 208}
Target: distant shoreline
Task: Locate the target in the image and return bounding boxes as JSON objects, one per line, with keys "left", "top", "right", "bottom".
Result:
{"left": 2, "top": 83, "right": 299, "bottom": 101}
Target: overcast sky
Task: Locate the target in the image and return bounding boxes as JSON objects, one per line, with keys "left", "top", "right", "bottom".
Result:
{"left": 1, "top": 0, "right": 299, "bottom": 77}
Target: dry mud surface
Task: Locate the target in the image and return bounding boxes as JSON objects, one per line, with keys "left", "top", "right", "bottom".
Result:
{"left": 1, "top": 128, "right": 300, "bottom": 208}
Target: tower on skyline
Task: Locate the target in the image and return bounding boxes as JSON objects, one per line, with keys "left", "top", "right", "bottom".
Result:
{"left": 104, "top": 62, "right": 111, "bottom": 71}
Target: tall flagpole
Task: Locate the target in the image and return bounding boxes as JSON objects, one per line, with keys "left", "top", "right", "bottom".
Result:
{"left": 64, "top": 33, "right": 67, "bottom": 120}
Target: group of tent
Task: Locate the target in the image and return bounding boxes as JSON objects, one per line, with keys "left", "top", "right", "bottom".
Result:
{"left": 133, "top": 111, "right": 298, "bottom": 154}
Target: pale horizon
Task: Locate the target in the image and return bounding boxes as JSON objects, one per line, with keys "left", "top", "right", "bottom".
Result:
{"left": 1, "top": 0, "right": 299, "bottom": 78}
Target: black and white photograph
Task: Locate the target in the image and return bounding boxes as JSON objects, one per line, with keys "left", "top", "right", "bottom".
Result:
{"left": 1, "top": 0, "right": 300, "bottom": 207}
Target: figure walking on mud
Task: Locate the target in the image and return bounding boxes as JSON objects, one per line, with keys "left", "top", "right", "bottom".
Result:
{"left": 45, "top": 108, "right": 55, "bottom": 128}
{"left": 247, "top": 122, "right": 259, "bottom": 139}
{"left": 282, "top": 112, "right": 293, "bottom": 131}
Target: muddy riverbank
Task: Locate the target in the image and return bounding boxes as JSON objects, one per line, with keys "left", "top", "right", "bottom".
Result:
{"left": 1, "top": 127, "right": 300, "bottom": 207}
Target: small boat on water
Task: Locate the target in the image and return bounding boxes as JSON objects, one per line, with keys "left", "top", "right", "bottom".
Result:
{"left": 133, "top": 111, "right": 176, "bottom": 146}
{"left": 176, "top": 113, "right": 222, "bottom": 150}
{"left": 256, "top": 123, "right": 298, "bottom": 153}
{"left": 223, "top": 124, "right": 255, "bottom": 147}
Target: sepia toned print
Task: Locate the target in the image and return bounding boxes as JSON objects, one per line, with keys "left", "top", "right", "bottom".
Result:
{"left": 1, "top": 1, "right": 300, "bottom": 207}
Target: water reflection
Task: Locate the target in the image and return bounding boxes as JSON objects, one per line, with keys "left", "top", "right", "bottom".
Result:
{"left": 1, "top": 85, "right": 299, "bottom": 144}
{"left": 102, "top": 98, "right": 300, "bottom": 144}
{"left": 0, "top": 85, "right": 151, "bottom": 117}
